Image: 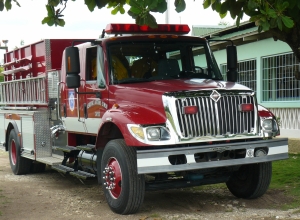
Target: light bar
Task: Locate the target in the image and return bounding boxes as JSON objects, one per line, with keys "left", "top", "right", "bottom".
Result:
{"left": 105, "top": 23, "right": 190, "bottom": 35}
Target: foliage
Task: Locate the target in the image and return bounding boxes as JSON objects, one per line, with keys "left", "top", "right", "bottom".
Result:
{"left": 1, "top": 0, "right": 300, "bottom": 61}
{"left": 0, "top": 0, "right": 297, "bottom": 30}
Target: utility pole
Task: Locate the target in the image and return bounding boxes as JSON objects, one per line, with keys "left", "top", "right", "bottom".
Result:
{"left": 165, "top": 0, "right": 170, "bottom": 24}
{"left": 0, "top": 40, "right": 8, "bottom": 52}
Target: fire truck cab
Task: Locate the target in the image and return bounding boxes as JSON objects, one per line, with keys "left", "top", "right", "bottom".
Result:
{"left": 0, "top": 24, "right": 288, "bottom": 215}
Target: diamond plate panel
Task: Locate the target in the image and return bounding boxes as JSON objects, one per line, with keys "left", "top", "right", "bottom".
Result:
{"left": 47, "top": 71, "right": 60, "bottom": 99}
{"left": 34, "top": 110, "right": 52, "bottom": 158}
{"left": 44, "top": 39, "right": 52, "bottom": 71}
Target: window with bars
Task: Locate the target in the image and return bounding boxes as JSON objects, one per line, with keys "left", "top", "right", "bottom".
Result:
{"left": 220, "top": 59, "right": 257, "bottom": 92}
{"left": 262, "top": 53, "right": 300, "bottom": 101}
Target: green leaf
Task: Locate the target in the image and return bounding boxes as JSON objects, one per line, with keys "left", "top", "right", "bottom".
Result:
{"left": 57, "top": 18, "right": 65, "bottom": 27}
{"left": 203, "top": 0, "right": 211, "bottom": 9}
{"left": 260, "top": 9, "right": 266, "bottom": 15}
{"left": 261, "top": 21, "right": 270, "bottom": 31}
{"left": 4, "top": 0, "right": 12, "bottom": 10}
{"left": 44, "top": 17, "right": 55, "bottom": 27}
{"left": 267, "top": 9, "right": 277, "bottom": 19}
{"left": 298, "top": 1, "right": 300, "bottom": 9}
{"left": 129, "top": 6, "right": 141, "bottom": 15}
{"left": 220, "top": 1, "right": 228, "bottom": 14}
{"left": 277, "top": 17, "right": 283, "bottom": 31}
{"left": 212, "top": 1, "right": 221, "bottom": 12}
{"left": 247, "top": 0, "right": 258, "bottom": 11}
{"left": 95, "top": 0, "right": 109, "bottom": 8}
{"left": 119, "top": 5, "right": 125, "bottom": 14}
{"left": 281, "top": 16, "right": 294, "bottom": 28}
{"left": 151, "top": 0, "right": 167, "bottom": 13}
{"left": 48, "top": 0, "right": 60, "bottom": 7}
{"left": 219, "top": 11, "right": 227, "bottom": 19}
{"left": 281, "top": 1, "right": 289, "bottom": 10}
{"left": 46, "top": 5, "right": 55, "bottom": 17}
{"left": 236, "top": 11, "right": 243, "bottom": 27}
{"left": 175, "top": 0, "right": 186, "bottom": 13}
{"left": 129, "top": 0, "right": 143, "bottom": 9}
{"left": 0, "top": 2, "right": 4, "bottom": 11}
{"left": 85, "top": 0, "right": 96, "bottom": 12}
{"left": 136, "top": 12, "right": 157, "bottom": 28}
{"left": 258, "top": 25, "right": 263, "bottom": 33}
{"left": 146, "top": 13, "right": 157, "bottom": 28}
{"left": 111, "top": 6, "right": 119, "bottom": 15}
{"left": 145, "top": 0, "right": 158, "bottom": 10}
{"left": 270, "top": 18, "right": 277, "bottom": 28}
{"left": 42, "top": 16, "right": 51, "bottom": 25}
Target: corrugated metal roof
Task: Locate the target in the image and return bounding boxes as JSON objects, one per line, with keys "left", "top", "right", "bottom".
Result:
{"left": 191, "top": 25, "right": 226, "bottom": 37}
{"left": 207, "top": 26, "right": 258, "bottom": 40}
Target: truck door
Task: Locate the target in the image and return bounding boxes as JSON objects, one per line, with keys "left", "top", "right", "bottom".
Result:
{"left": 83, "top": 46, "right": 108, "bottom": 134}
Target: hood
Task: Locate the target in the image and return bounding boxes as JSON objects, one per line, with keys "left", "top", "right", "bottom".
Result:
{"left": 110, "top": 79, "right": 252, "bottom": 121}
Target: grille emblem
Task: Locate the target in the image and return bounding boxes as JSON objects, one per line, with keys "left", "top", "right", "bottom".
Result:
{"left": 210, "top": 90, "right": 221, "bottom": 102}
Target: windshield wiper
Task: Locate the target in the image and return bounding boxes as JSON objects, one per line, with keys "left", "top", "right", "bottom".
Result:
{"left": 117, "top": 78, "right": 152, "bottom": 84}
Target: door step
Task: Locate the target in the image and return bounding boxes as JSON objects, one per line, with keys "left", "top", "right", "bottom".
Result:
{"left": 52, "top": 145, "right": 79, "bottom": 153}
{"left": 52, "top": 164, "right": 74, "bottom": 174}
{"left": 51, "top": 164, "right": 96, "bottom": 179}
{"left": 70, "top": 170, "right": 96, "bottom": 179}
{"left": 76, "top": 144, "right": 95, "bottom": 152}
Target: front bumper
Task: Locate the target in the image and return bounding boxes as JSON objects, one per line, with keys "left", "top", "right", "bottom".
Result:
{"left": 136, "top": 138, "right": 288, "bottom": 174}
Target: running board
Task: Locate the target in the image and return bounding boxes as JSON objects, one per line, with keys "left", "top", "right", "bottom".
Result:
{"left": 52, "top": 164, "right": 96, "bottom": 179}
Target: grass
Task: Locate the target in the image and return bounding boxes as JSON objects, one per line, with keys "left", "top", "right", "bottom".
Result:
{"left": 270, "top": 154, "right": 300, "bottom": 210}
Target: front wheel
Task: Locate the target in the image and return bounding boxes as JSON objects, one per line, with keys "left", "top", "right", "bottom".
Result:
{"left": 8, "top": 129, "right": 32, "bottom": 175}
{"left": 226, "top": 162, "right": 272, "bottom": 199}
{"left": 101, "top": 139, "right": 145, "bottom": 214}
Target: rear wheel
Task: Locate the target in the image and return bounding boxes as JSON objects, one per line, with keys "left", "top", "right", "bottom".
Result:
{"left": 8, "top": 129, "right": 32, "bottom": 175}
{"left": 101, "top": 139, "right": 145, "bottom": 214}
{"left": 226, "top": 162, "right": 272, "bottom": 199}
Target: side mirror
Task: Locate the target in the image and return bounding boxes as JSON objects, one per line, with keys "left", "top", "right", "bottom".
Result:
{"left": 226, "top": 45, "right": 238, "bottom": 82}
{"left": 65, "top": 47, "right": 80, "bottom": 88}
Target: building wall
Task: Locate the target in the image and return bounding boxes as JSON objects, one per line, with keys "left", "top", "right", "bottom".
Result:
{"left": 213, "top": 38, "right": 300, "bottom": 138}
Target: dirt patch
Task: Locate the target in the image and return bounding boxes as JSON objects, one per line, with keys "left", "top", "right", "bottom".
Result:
{"left": 0, "top": 150, "right": 299, "bottom": 220}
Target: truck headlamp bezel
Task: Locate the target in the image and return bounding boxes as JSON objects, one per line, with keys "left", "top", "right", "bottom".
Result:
{"left": 260, "top": 117, "right": 279, "bottom": 137}
{"left": 127, "top": 124, "right": 171, "bottom": 143}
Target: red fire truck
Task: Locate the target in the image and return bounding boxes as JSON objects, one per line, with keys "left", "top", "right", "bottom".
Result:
{"left": 1, "top": 24, "right": 288, "bottom": 214}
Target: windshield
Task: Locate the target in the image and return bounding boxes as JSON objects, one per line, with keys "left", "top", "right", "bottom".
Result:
{"left": 108, "top": 39, "right": 223, "bottom": 84}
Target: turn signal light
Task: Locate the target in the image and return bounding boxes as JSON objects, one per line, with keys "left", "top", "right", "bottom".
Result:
{"left": 239, "top": 103, "right": 254, "bottom": 112}
{"left": 183, "top": 106, "right": 198, "bottom": 114}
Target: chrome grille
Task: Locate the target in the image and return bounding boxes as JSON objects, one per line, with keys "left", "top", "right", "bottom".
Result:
{"left": 175, "top": 94, "right": 255, "bottom": 138}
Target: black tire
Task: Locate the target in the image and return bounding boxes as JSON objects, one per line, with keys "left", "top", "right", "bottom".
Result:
{"left": 226, "top": 162, "right": 272, "bottom": 199}
{"left": 101, "top": 139, "right": 145, "bottom": 214}
{"left": 8, "top": 129, "right": 32, "bottom": 175}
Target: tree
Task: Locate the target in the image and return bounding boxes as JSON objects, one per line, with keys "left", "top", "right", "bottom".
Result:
{"left": 1, "top": 0, "right": 300, "bottom": 61}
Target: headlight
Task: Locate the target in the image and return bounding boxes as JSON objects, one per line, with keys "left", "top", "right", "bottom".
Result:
{"left": 128, "top": 124, "right": 171, "bottom": 142}
{"left": 260, "top": 117, "right": 279, "bottom": 137}
{"left": 146, "top": 127, "right": 171, "bottom": 141}
{"left": 262, "top": 119, "right": 273, "bottom": 130}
